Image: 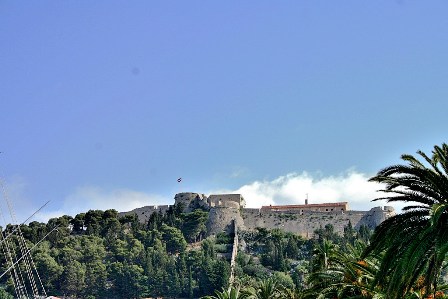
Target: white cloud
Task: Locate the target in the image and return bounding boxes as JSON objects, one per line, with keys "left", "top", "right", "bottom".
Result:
{"left": 213, "top": 171, "right": 406, "bottom": 212}
{"left": 1, "top": 170, "right": 408, "bottom": 224}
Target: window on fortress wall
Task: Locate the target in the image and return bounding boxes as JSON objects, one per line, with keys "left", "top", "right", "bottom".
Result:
{"left": 326, "top": 209, "right": 328, "bottom": 211}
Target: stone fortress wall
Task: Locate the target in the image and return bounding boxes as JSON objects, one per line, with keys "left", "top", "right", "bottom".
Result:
{"left": 121, "top": 204, "right": 172, "bottom": 223}
{"left": 239, "top": 207, "right": 392, "bottom": 238}
{"left": 120, "top": 192, "right": 395, "bottom": 238}
{"left": 262, "top": 202, "right": 349, "bottom": 213}
{"left": 208, "top": 194, "right": 245, "bottom": 209}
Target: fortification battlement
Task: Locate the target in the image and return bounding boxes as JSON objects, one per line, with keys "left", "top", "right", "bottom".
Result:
{"left": 208, "top": 194, "right": 245, "bottom": 208}
{"left": 261, "top": 202, "right": 349, "bottom": 214}
{"left": 173, "top": 192, "right": 246, "bottom": 211}
{"left": 120, "top": 192, "right": 396, "bottom": 238}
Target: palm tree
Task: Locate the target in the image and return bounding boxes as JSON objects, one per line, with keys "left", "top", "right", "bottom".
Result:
{"left": 305, "top": 240, "right": 384, "bottom": 299}
{"left": 303, "top": 239, "right": 339, "bottom": 298}
{"left": 247, "top": 277, "right": 282, "bottom": 299}
{"left": 201, "top": 285, "right": 251, "bottom": 299}
{"left": 280, "top": 285, "right": 304, "bottom": 299}
{"left": 310, "top": 239, "right": 339, "bottom": 271}
{"left": 364, "top": 143, "right": 448, "bottom": 299}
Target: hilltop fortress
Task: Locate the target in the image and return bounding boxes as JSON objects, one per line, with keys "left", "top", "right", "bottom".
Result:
{"left": 122, "top": 192, "right": 395, "bottom": 238}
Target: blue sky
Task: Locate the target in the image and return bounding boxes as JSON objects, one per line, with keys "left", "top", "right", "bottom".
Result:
{"left": 1, "top": 1, "right": 448, "bottom": 222}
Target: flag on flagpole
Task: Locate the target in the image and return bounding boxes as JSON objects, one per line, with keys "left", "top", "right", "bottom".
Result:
{"left": 177, "top": 178, "right": 182, "bottom": 183}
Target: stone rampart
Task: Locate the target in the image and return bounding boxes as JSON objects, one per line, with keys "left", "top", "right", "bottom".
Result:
{"left": 206, "top": 207, "right": 245, "bottom": 236}
{"left": 240, "top": 206, "right": 394, "bottom": 238}
{"left": 119, "top": 192, "right": 395, "bottom": 238}
{"left": 208, "top": 194, "right": 245, "bottom": 208}
{"left": 174, "top": 192, "right": 208, "bottom": 212}
{"left": 119, "top": 205, "right": 172, "bottom": 223}
{"left": 229, "top": 220, "right": 238, "bottom": 286}
{"left": 356, "top": 206, "right": 395, "bottom": 229}
{"left": 261, "top": 202, "right": 349, "bottom": 213}
{"left": 242, "top": 210, "right": 353, "bottom": 238}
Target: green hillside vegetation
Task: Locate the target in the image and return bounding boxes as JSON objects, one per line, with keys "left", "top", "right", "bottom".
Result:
{"left": 0, "top": 203, "right": 374, "bottom": 298}
{"left": 0, "top": 204, "right": 231, "bottom": 298}
{"left": 1, "top": 143, "right": 448, "bottom": 299}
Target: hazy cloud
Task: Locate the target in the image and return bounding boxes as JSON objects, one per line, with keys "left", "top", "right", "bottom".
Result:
{"left": 36, "top": 187, "right": 170, "bottom": 222}
{"left": 229, "top": 166, "right": 250, "bottom": 178}
{"left": 0, "top": 175, "right": 36, "bottom": 225}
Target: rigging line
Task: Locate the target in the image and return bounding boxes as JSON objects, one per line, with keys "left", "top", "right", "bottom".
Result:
{"left": 0, "top": 179, "right": 39, "bottom": 297}
{"left": 15, "top": 221, "right": 40, "bottom": 296}
{"left": 31, "top": 256, "right": 47, "bottom": 298}
{"left": 0, "top": 200, "right": 50, "bottom": 247}
{"left": 0, "top": 206, "right": 24, "bottom": 297}
{"left": 0, "top": 180, "right": 39, "bottom": 296}
{"left": 0, "top": 173, "right": 45, "bottom": 297}
{"left": 0, "top": 234, "right": 23, "bottom": 298}
{"left": 0, "top": 231, "right": 28, "bottom": 298}
{"left": 0, "top": 176, "right": 19, "bottom": 224}
{"left": 20, "top": 239, "right": 39, "bottom": 297}
{"left": 0, "top": 200, "right": 50, "bottom": 297}
{"left": 0, "top": 202, "right": 27, "bottom": 298}
{"left": 13, "top": 222, "right": 39, "bottom": 296}
{"left": 23, "top": 218, "right": 50, "bottom": 297}
{"left": 0, "top": 225, "right": 59, "bottom": 280}
{"left": 16, "top": 225, "right": 50, "bottom": 298}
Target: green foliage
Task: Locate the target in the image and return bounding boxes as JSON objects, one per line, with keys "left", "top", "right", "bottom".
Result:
{"left": 216, "top": 231, "right": 233, "bottom": 244}
{"left": 182, "top": 209, "right": 209, "bottom": 242}
{"left": 305, "top": 240, "right": 382, "bottom": 298}
{"left": 364, "top": 143, "right": 448, "bottom": 298}
{"left": 160, "top": 223, "right": 187, "bottom": 254}
{"left": 0, "top": 205, "right": 229, "bottom": 298}
{"left": 0, "top": 287, "right": 13, "bottom": 299}
{"left": 248, "top": 277, "right": 283, "bottom": 299}
{"left": 109, "top": 261, "right": 148, "bottom": 298}
{"left": 202, "top": 286, "right": 252, "bottom": 299}
{"left": 61, "top": 260, "right": 86, "bottom": 297}
{"left": 33, "top": 250, "right": 63, "bottom": 292}
{"left": 273, "top": 271, "right": 295, "bottom": 290}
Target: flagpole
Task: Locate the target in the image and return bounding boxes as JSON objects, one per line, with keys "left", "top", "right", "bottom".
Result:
{"left": 177, "top": 177, "right": 182, "bottom": 195}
